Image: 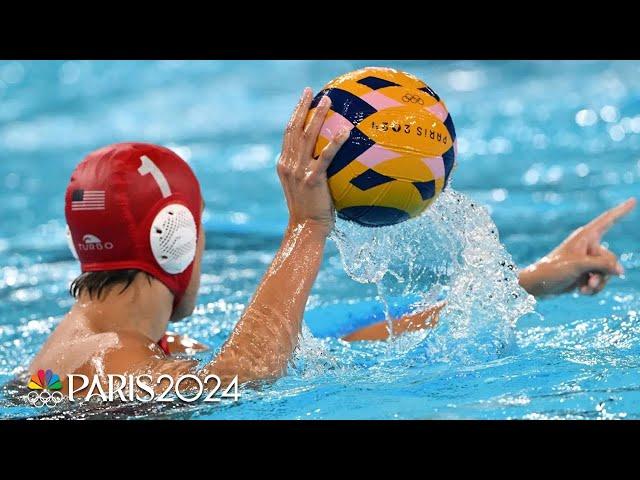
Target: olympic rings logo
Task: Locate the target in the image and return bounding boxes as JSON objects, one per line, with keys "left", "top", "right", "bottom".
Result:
{"left": 401, "top": 94, "right": 424, "bottom": 105}
{"left": 27, "top": 390, "right": 64, "bottom": 407}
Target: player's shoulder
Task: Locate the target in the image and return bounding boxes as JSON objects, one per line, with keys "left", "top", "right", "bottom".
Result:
{"left": 97, "top": 330, "right": 198, "bottom": 380}
{"left": 61, "top": 330, "right": 163, "bottom": 378}
{"left": 100, "top": 330, "right": 167, "bottom": 371}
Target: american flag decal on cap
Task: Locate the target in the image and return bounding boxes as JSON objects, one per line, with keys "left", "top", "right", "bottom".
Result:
{"left": 71, "top": 189, "right": 105, "bottom": 211}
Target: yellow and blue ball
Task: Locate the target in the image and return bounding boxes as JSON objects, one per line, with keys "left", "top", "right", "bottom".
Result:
{"left": 309, "top": 67, "right": 457, "bottom": 227}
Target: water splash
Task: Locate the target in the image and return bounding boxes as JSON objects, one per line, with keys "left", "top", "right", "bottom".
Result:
{"left": 330, "top": 189, "right": 537, "bottom": 364}
{"left": 290, "top": 324, "right": 340, "bottom": 378}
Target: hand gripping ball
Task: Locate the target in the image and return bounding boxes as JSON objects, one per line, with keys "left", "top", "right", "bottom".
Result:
{"left": 308, "top": 67, "right": 457, "bottom": 227}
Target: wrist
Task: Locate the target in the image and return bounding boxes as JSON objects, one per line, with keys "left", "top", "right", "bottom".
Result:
{"left": 286, "top": 218, "right": 333, "bottom": 239}
{"left": 519, "top": 258, "right": 556, "bottom": 297}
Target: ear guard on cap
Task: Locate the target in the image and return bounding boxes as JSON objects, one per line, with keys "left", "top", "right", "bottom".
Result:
{"left": 150, "top": 204, "right": 198, "bottom": 274}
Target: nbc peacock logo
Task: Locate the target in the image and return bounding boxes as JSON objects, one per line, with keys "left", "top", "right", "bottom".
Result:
{"left": 27, "top": 369, "right": 64, "bottom": 407}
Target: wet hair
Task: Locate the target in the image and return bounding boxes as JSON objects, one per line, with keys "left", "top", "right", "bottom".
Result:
{"left": 69, "top": 269, "right": 153, "bottom": 300}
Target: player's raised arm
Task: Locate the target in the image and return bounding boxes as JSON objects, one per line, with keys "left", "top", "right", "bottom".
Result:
{"left": 199, "top": 88, "right": 349, "bottom": 383}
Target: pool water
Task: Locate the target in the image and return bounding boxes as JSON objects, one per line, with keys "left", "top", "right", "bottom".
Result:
{"left": 1, "top": 60, "right": 639, "bottom": 420}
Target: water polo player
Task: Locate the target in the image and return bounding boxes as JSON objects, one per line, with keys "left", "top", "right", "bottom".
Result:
{"left": 29, "top": 88, "right": 350, "bottom": 390}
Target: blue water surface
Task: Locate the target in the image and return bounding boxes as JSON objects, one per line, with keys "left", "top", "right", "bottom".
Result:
{"left": 0, "top": 60, "right": 639, "bottom": 419}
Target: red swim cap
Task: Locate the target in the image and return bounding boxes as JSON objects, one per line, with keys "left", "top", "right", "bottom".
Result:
{"left": 65, "top": 143, "right": 203, "bottom": 309}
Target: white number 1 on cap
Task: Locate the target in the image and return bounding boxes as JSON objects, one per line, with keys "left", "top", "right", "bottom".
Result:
{"left": 138, "top": 155, "right": 172, "bottom": 198}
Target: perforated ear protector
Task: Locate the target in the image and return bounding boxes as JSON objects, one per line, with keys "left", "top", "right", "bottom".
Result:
{"left": 66, "top": 224, "right": 79, "bottom": 260}
{"left": 149, "top": 203, "right": 198, "bottom": 274}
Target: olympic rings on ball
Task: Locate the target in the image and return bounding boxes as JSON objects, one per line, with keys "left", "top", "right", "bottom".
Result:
{"left": 401, "top": 93, "right": 424, "bottom": 105}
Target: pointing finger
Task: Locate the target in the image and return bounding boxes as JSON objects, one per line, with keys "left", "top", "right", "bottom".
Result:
{"left": 584, "top": 197, "right": 636, "bottom": 238}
